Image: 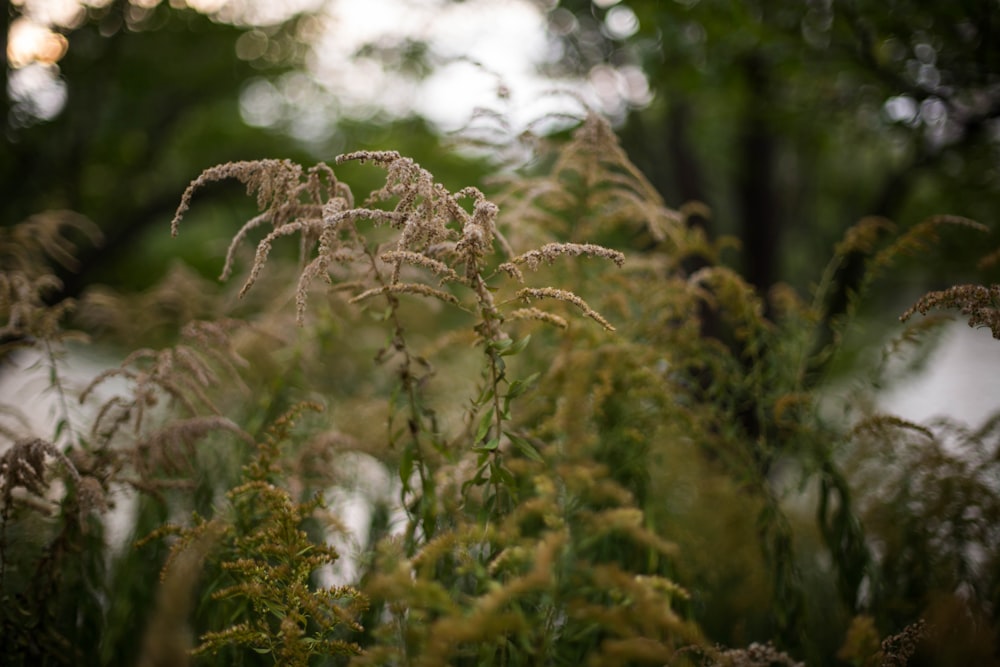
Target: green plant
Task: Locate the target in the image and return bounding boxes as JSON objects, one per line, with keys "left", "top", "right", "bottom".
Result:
{"left": 2, "top": 110, "right": 998, "bottom": 667}
{"left": 164, "top": 120, "right": 704, "bottom": 664}
{"left": 144, "top": 404, "right": 366, "bottom": 666}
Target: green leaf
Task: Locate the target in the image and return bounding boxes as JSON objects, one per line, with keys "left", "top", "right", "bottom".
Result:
{"left": 462, "top": 462, "right": 490, "bottom": 494}
{"left": 504, "top": 371, "right": 542, "bottom": 412}
{"left": 399, "top": 445, "right": 415, "bottom": 489}
{"left": 506, "top": 432, "right": 544, "bottom": 463}
{"left": 500, "top": 334, "right": 531, "bottom": 357}
{"left": 482, "top": 493, "right": 496, "bottom": 518}
{"left": 472, "top": 437, "right": 499, "bottom": 453}
{"left": 475, "top": 383, "right": 495, "bottom": 406}
{"left": 422, "top": 504, "right": 437, "bottom": 538}
{"left": 490, "top": 460, "right": 515, "bottom": 486}
{"left": 54, "top": 418, "right": 68, "bottom": 442}
{"left": 262, "top": 598, "right": 286, "bottom": 617}
{"left": 506, "top": 372, "right": 540, "bottom": 400}
{"left": 475, "top": 407, "right": 495, "bottom": 443}
{"left": 490, "top": 337, "right": 513, "bottom": 353}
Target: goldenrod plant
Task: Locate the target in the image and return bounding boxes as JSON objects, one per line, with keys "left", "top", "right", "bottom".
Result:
{"left": 1, "top": 111, "right": 998, "bottom": 666}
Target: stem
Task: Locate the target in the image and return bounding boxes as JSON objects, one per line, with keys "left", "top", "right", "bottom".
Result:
{"left": 470, "top": 269, "right": 510, "bottom": 518}
{"left": 488, "top": 345, "right": 505, "bottom": 514}
{"left": 363, "top": 245, "right": 434, "bottom": 549}
{"left": 44, "top": 338, "right": 79, "bottom": 452}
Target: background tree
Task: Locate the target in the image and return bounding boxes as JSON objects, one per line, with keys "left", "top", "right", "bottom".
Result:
{"left": 540, "top": 0, "right": 1000, "bottom": 299}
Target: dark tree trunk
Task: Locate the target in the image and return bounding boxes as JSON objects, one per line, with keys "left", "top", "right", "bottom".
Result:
{"left": 737, "top": 54, "right": 779, "bottom": 297}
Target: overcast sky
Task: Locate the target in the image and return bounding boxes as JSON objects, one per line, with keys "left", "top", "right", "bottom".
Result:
{"left": 9, "top": 0, "right": 650, "bottom": 140}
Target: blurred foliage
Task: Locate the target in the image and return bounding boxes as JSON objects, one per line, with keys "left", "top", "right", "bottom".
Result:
{"left": 541, "top": 0, "right": 1000, "bottom": 306}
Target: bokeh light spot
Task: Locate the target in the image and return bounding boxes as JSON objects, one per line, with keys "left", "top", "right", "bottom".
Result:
{"left": 7, "top": 17, "right": 69, "bottom": 68}
{"left": 603, "top": 5, "right": 639, "bottom": 40}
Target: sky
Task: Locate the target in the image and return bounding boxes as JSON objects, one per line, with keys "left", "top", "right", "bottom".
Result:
{"left": 7, "top": 0, "right": 649, "bottom": 140}
{"left": 878, "top": 321, "right": 1000, "bottom": 428}
{"left": 245, "top": 0, "right": 569, "bottom": 140}
{"left": 230, "top": 0, "right": 647, "bottom": 139}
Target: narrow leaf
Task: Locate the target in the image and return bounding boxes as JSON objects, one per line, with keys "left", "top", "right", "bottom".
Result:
{"left": 506, "top": 372, "right": 541, "bottom": 400}
{"left": 399, "top": 445, "right": 415, "bottom": 488}
{"left": 475, "top": 407, "right": 494, "bottom": 443}
{"left": 500, "top": 334, "right": 531, "bottom": 357}
{"left": 507, "top": 432, "right": 544, "bottom": 463}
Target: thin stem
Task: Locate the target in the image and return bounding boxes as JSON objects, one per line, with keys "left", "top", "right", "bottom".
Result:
{"left": 362, "top": 244, "right": 434, "bottom": 549}
{"left": 469, "top": 266, "right": 511, "bottom": 519}
{"left": 44, "top": 338, "right": 80, "bottom": 452}
{"left": 489, "top": 346, "right": 505, "bottom": 514}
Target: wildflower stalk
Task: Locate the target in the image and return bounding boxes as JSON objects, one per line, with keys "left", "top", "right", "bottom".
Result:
{"left": 488, "top": 342, "right": 506, "bottom": 515}
{"left": 459, "top": 193, "right": 522, "bottom": 520}
{"left": 363, "top": 242, "right": 439, "bottom": 549}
